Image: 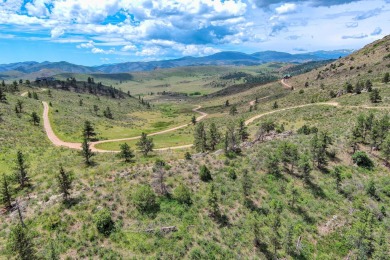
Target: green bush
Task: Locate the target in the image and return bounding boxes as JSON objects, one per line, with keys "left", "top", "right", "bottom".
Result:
{"left": 173, "top": 183, "right": 192, "bottom": 205}
{"left": 131, "top": 185, "right": 157, "bottom": 213}
{"left": 352, "top": 151, "right": 374, "bottom": 169}
{"left": 199, "top": 165, "right": 212, "bottom": 182}
{"left": 93, "top": 208, "right": 115, "bottom": 236}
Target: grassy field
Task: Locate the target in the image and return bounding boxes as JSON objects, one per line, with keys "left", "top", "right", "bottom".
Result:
{"left": 1, "top": 37, "right": 390, "bottom": 259}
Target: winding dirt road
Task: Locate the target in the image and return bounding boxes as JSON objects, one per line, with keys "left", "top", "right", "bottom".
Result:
{"left": 33, "top": 85, "right": 390, "bottom": 153}
{"left": 41, "top": 101, "right": 207, "bottom": 152}
{"left": 281, "top": 78, "right": 293, "bottom": 89}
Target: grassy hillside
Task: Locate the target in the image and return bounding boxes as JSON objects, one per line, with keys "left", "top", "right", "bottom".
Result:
{"left": 0, "top": 36, "right": 389, "bottom": 259}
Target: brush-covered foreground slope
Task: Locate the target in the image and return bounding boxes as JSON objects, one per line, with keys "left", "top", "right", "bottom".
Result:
{"left": 0, "top": 36, "right": 389, "bottom": 259}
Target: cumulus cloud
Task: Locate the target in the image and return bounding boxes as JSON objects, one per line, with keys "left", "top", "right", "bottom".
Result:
{"left": 77, "top": 41, "right": 95, "bottom": 49}
{"left": 275, "top": 3, "right": 297, "bottom": 14}
{"left": 121, "top": 44, "right": 137, "bottom": 51}
{"left": 25, "top": 0, "right": 51, "bottom": 17}
{"left": 91, "top": 47, "right": 115, "bottom": 54}
{"left": 51, "top": 27, "right": 65, "bottom": 38}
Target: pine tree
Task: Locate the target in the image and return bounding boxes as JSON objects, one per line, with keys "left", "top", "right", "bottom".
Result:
{"left": 93, "top": 105, "right": 99, "bottom": 116}
{"left": 0, "top": 87, "right": 6, "bottom": 102}
{"left": 31, "top": 112, "right": 40, "bottom": 125}
{"left": 191, "top": 115, "right": 196, "bottom": 125}
{"left": 272, "top": 101, "right": 278, "bottom": 109}
{"left": 383, "top": 72, "right": 389, "bottom": 83}
{"left": 136, "top": 132, "right": 154, "bottom": 156}
{"left": 83, "top": 120, "right": 96, "bottom": 140}
{"left": 199, "top": 165, "right": 212, "bottom": 182}
{"left": 119, "top": 143, "right": 134, "bottom": 163}
{"left": 370, "top": 89, "right": 381, "bottom": 103}
{"left": 103, "top": 106, "right": 113, "bottom": 119}
{"left": 225, "top": 100, "right": 230, "bottom": 107}
{"left": 16, "top": 99, "right": 23, "bottom": 113}
{"left": 365, "top": 79, "right": 373, "bottom": 92}
{"left": 334, "top": 166, "right": 342, "bottom": 192}
{"left": 0, "top": 175, "right": 12, "bottom": 209}
{"left": 229, "top": 105, "right": 238, "bottom": 116}
{"left": 15, "top": 151, "right": 29, "bottom": 188}
{"left": 57, "top": 166, "right": 72, "bottom": 201}
{"left": 299, "top": 153, "right": 312, "bottom": 183}
{"left": 193, "top": 122, "right": 207, "bottom": 152}
{"left": 208, "top": 183, "right": 220, "bottom": 218}
{"left": 81, "top": 138, "right": 94, "bottom": 165}
{"left": 208, "top": 122, "right": 220, "bottom": 151}
{"left": 7, "top": 224, "right": 36, "bottom": 260}
{"left": 238, "top": 119, "right": 249, "bottom": 142}
{"left": 241, "top": 169, "right": 251, "bottom": 202}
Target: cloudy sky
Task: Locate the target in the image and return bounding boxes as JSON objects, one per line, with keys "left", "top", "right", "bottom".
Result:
{"left": 0, "top": 0, "right": 389, "bottom": 65}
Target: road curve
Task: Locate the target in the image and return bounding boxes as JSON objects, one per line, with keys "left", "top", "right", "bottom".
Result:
{"left": 41, "top": 101, "right": 207, "bottom": 153}
{"left": 281, "top": 79, "right": 293, "bottom": 89}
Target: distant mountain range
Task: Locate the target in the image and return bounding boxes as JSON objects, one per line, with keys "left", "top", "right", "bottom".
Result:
{"left": 0, "top": 50, "right": 352, "bottom": 76}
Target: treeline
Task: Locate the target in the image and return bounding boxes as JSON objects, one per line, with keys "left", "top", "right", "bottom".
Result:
{"left": 35, "top": 77, "right": 126, "bottom": 99}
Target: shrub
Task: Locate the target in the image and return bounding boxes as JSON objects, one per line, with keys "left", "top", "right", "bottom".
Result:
{"left": 93, "top": 208, "right": 115, "bottom": 236}
{"left": 228, "top": 168, "right": 237, "bottom": 180}
{"left": 131, "top": 185, "right": 157, "bottom": 213}
{"left": 199, "top": 165, "right": 212, "bottom": 182}
{"left": 352, "top": 151, "right": 374, "bottom": 169}
{"left": 173, "top": 183, "right": 192, "bottom": 205}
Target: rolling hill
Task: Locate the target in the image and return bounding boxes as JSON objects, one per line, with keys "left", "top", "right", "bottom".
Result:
{"left": 0, "top": 50, "right": 352, "bottom": 77}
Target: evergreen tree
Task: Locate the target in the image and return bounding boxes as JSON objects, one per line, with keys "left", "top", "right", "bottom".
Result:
{"left": 241, "top": 169, "right": 252, "bottom": 202}
{"left": 83, "top": 120, "right": 96, "bottom": 140}
{"left": 93, "top": 105, "right": 99, "bottom": 116}
{"left": 370, "top": 89, "right": 381, "bottom": 103}
{"left": 81, "top": 138, "right": 94, "bottom": 165}
{"left": 32, "top": 92, "right": 38, "bottom": 100}
{"left": 118, "top": 143, "right": 134, "bottom": 163}
{"left": 265, "top": 153, "right": 280, "bottom": 176}
{"left": 365, "top": 79, "right": 373, "bottom": 92}
{"left": 16, "top": 99, "right": 23, "bottom": 113}
{"left": 208, "top": 183, "right": 220, "bottom": 218}
{"left": 0, "top": 88, "right": 6, "bottom": 102}
{"left": 272, "top": 101, "right": 279, "bottom": 109}
{"left": 173, "top": 183, "right": 192, "bottom": 205}
{"left": 193, "top": 122, "right": 207, "bottom": 152}
{"left": 229, "top": 105, "right": 238, "bottom": 116}
{"left": 299, "top": 153, "right": 312, "bottom": 183}
{"left": 136, "top": 132, "right": 154, "bottom": 156}
{"left": 15, "top": 151, "right": 29, "bottom": 188}
{"left": 383, "top": 72, "right": 389, "bottom": 83}
{"left": 31, "top": 112, "right": 40, "bottom": 125}
{"left": 225, "top": 100, "right": 230, "bottom": 107}
{"left": 1, "top": 80, "right": 5, "bottom": 87}
{"left": 334, "top": 166, "right": 342, "bottom": 192}
{"left": 191, "top": 115, "right": 196, "bottom": 125}
{"left": 7, "top": 224, "right": 36, "bottom": 260}
{"left": 57, "top": 166, "right": 72, "bottom": 201}
{"left": 0, "top": 175, "right": 12, "bottom": 209}
{"left": 103, "top": 106, "right": 113, "bottom": 119}
{"left": 277, "top": 141, "right": 299, "bottom": 173}
{"left": 199, "top": 165, "right": 212, "bottom": 182}
{"left": 381, "top": 133, "right": 390, "bottom": 162}
{"left": 208, "top": 122, "right": 220, "bottom": 151}
{"left": 238, "top": 119, "right": 249, "bottom": 142}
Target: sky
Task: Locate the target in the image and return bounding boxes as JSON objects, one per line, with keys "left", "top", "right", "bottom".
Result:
{"left": 0, "top": 0, "right": 389, "bottom": 66}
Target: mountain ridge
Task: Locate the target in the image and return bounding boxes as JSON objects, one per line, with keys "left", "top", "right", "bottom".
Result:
{"left": 0, "top": 50, "right": 352, "bottom": 75}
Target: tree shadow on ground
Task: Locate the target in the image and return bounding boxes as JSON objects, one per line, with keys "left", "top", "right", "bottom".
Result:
{"left": 306, "top": 180, "right": 327, "bottom": 199}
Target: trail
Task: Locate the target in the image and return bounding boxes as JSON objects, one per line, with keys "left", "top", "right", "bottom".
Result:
{"left": 281, "top": 78, "right": 293, "bottom": 89}
{"left": 21, "top": 88, "right": 48, "bottom": 97}
{"left": 30, "top": 86, "right": 390, "bottom": 153}
{"left": 41, "top": 101, "right": 207, "bottom": 153}
{"left": 248, "top": 96, "right": 270, "bottom": 106}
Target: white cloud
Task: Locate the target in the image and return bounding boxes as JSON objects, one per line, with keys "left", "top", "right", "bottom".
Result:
{"left": 121, "top": 44, "right": 137, "bottom": 51}
{"left": 77, "top": 41, "right": 95, "bottom": 49}
{"left": 25, "top": 0, "right": 51, "bottom": 17}
{"left": 51, "top": 27, "right": 64, "bottom": 38}
{"left": 275, "top": 3, "right": 297, "bottom": 15}
{"left": 136, "top": 47, "right": 163, "bottom": 56}
{"left": 91, "top": 47, "right": 115, "bottom": 54}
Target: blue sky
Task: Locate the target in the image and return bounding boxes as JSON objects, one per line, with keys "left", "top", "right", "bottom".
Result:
{"left": 0, "top": 0, "right": 389, "bottom": 66}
